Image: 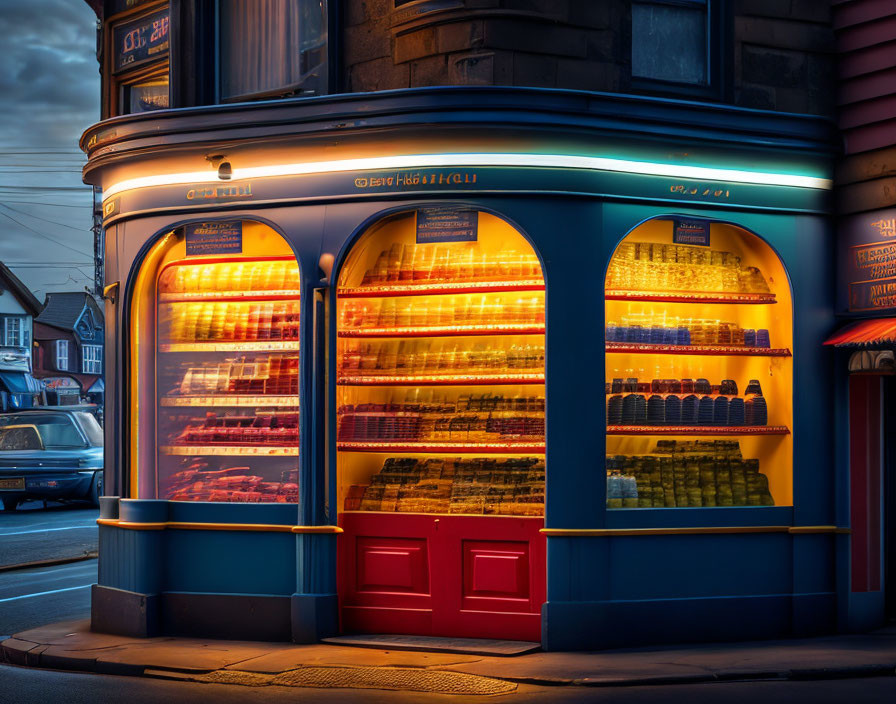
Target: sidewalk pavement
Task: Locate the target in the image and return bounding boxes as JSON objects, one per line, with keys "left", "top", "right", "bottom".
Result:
{"left": 2, "top": 620, "right": 896, "bottom": 694}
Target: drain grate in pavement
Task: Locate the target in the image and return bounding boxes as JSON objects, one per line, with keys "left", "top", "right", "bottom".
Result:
{"left": 268, "top": 666, "right": 518, "bottom": 695}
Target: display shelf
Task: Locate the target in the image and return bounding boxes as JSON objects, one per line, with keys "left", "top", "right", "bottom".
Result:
{"left": 160, "top": 395, "right": 299, "bottom": 408}
{"left": 605, "top": 342, "right": 791, "bottom": 357}
{"left": 160, "top": 445, "right": 299, "bottom": 456}
{"left": 160, "top": 290, "right": 300, "bottom": 303}
{"left": 336, "top": 372, "right": 545, "bottom": 386}
{"left": 337, "top": 441, "right": 546, "bottom": 454}
{"left": 339, "top": 324, "right": 544, "bottom": 339}
{"left": 605, "top": 290, "right": 776, "bottom": 304}
{"left": 606, "top": 425, "right": 790, "bottom": 436}
{"left": 159, "top": 341, "right": 301, "bottom": 353}
{"left": 338, "top": 280, "right": 544, "bottom": 298}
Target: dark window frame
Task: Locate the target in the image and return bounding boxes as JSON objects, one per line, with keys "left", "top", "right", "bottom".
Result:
{"left": 630, "top": 0, "right": 730, "bottom": 102}
{"left": 104, "top": 0, "right": 172, "bottom": 117}
{"left": 213, "top": 0, "right": 339, "bottom": 104}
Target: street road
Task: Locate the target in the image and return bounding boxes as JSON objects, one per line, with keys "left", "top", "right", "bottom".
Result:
{"left": 0, "top": 502, "right": 98, "bottom": 569}
{"left": 0, "top": 665, "right": 894, "bottom": 703}
{"left": 0, "top": 560, "right": 95, "bottom": 636}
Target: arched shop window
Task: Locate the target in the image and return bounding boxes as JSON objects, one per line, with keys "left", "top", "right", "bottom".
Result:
{"left": 129, "top": 221, "right": 300, "bottom": 502}
{"left": 605, "top": 218, "right": 793, "bottom": 509}
{"left": 335, "top": 210, "right": 546, "bottom": 518}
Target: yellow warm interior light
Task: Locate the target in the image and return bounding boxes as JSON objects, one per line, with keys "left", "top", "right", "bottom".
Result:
{"left": 335, "top": 211, "right": 546, "bottom": 517}
{"left": 130, "top": 221, "right": 302, "bottom": 502}
{"left": 605, "top": 219, "right": 793, "bottom": 507}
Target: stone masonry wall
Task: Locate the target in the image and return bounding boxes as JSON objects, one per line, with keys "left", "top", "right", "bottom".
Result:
{"left": 343, "top": 0, "right": 836, "bottom": 118}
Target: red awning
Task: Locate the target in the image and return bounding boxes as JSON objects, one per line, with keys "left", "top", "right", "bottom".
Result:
{"left": 824, "top": 318, "right": 896, "bottom": 347}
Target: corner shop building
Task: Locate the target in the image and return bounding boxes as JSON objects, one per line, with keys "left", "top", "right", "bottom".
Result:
{"left": 84, "top": 87, "right": 852, "bottom": 650}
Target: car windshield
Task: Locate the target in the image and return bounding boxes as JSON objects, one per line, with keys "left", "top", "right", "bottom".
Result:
{"left": 0, "top": 413, "right": 86, "bottom": 449}
{"left": 74, "top": 412, "right": 104, "bottom": 446}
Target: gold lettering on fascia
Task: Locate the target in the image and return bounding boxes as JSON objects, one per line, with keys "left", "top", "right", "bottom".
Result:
{"left": 354, "top": 171, "right": 479, "bottom": 189}
{"left": 186, "top": 184, "right": 253, "bottom": 200}
{"left": 670, "top": 184, "right": 731, "bottom": 199}
{"left": 870, "top": 218, "right": 896, "bottom": 238}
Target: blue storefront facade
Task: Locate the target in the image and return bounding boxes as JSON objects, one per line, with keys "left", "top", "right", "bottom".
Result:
{"left": 82, "top": 87, "right": 848, "bottom": 650}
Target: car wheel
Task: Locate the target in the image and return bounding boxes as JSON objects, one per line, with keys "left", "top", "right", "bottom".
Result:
{"left": 89, "top": 472, "right": 103, "bottom": 508}
{"left": 2, "top": 498, "right": 18, "bottom": 512}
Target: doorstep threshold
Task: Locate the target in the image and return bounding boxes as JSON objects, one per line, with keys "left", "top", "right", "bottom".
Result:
{"left": 322, "top": 634, "right": 541, "bottom": 657}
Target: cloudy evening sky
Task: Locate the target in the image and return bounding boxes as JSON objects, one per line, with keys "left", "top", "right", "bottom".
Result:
{"left": 0, "top": 0, "right": 100, "bottom": 300}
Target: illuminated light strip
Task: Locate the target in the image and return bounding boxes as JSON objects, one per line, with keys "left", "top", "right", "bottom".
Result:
{"left": 101, "top": 153, "right": 833, "bottom": 200}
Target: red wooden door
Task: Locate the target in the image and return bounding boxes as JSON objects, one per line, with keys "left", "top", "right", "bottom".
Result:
{"left": 339, "top": 513, "right": 545, "bottom": 642}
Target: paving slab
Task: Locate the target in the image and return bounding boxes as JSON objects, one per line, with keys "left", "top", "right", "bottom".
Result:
{"left": 94, "top": 641, "right": 284, "bottom": 673}
{"left": 12, "top": 619, "right": 159, "bottom": 650}
{"left": 229, "top": 643, "right": 482, "bottom": 673}
{"left": 437, "top": 633, "right": 896, "bottom": 685}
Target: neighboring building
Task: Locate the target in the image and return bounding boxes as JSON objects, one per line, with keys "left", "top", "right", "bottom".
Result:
{"left": 828, "top": 0, "right": 896, "bottom": 628}
{"left": 84, "top": 1, "right": 896, "bottom": 652}
{"left": 33, "top": 293, "right": 105, "bottom": 404}
{"left": 0, "top": 262, "right": 43, "bottom": 410}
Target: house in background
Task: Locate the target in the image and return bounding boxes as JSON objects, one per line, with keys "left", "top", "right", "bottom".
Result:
{"left": 0, "top": 262, "right": 43, "bottom": 410}
{"left": 33, "top": 292, "right": 104, "bottom": 406}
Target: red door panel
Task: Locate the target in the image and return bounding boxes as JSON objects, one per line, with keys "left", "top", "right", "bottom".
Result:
{"left": 339, "top": 512, "right": 545, "bottom": 641}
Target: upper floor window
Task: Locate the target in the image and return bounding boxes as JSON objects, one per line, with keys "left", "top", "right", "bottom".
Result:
{"left": 107, "top": 2, "right": 170, "bottom": 116}
{"left": 219, "top": 0, "right": 329, "bottom": 101}
{"left": 56, "top": 340, "right": 69, "bottom": 371}
{"left": 2, "top": 316, "right": 29, "bottom": 349}
{"left": 82, "top": 345, "right": 103, "bottom": 375}
{"left": 632, "top": 0, "right": 720, "bottom": 95}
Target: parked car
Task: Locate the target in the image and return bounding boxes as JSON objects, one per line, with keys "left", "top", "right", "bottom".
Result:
{"left": 0, "top": 408, "right": 104, "bottom": 511}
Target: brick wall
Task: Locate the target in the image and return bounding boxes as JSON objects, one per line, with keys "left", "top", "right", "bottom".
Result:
{"left": 343, "top": 0, "right": 836, "bottom": 117}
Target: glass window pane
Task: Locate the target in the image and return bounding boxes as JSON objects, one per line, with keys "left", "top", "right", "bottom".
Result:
{"left": 131, "top": 221, "right": 301, "bottom": 503}
{"left": 219, "top": 0, "right": 328, "bottom": 100}
{"left": 632, "top": 2, "right": 707, "bottom": 85}
{"left": 123, "top": 76, "right": 170, "bottom": 114}
{"left": 604, "top": 220, "right": 793, "bottom": 509}
{"left": 0, "top": 413, "right": 87, "bottom": 449}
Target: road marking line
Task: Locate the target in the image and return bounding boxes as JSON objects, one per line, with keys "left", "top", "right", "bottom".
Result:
{"left": 0, "top": 525, "right": 97, "bottom": 536}
{"left": 0, "top": 584, "right": 91, "bottom": 603}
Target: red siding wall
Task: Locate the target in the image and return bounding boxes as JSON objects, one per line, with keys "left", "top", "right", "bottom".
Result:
{"left": 833, "top": 0, "right": 896, "bottom": 155}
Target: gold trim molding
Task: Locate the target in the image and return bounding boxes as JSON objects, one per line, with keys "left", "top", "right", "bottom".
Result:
{"left": 97, "top": 519, "right": 343, "bottom": 534}
{"left": 540, "top": 525, "right": 849, "bottom": 537}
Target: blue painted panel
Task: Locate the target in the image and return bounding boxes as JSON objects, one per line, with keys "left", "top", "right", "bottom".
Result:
{"left": 606, "top": 534, "right": 792, "bottom": 600}
{"left": 847, "top": 591, "right": 886, "bottom": 632}
{"left": 792, "top": 534, "right": 836, "bottom": 594}
{"left": 543, "top": 594, "right": 793, "bottom": 650}
{"left": 164, "top": 530, "right": 297, "bottom": 595}
{"left": 607, "top": 506, "right": 793, "bottom": 529}
{"left": 166, "top": 501, "right": 299, "bottom": 525}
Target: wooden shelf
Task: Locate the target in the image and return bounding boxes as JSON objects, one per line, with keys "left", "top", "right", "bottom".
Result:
{"left": 337, "top": 441, "right": 545, "bottom": 454}
{"left": 338, "top": 280, "right": 544, "bottom": 298}
{"left": 160, "top": 290, "right": 300, "bottom": 303}
{"left": 160, "top": 395, "right": 299, "bottom": 408}
{"left": 606, "top": 290, "right": 775, "bottom": 304}
{"left": 160, "top": 341, "right": 301, "bottom": 353}
{"left": 337, "top": 373, "right": 544, "bottom": 386}
{"left": 606, "top": 425, "right": 789, "bottom": 436}
{"left": 606, "top": 343, "right": 791, "bottom": 357}
{"left": 161, "top": 445, "right": 299, "bottom": 456}
{"left": 339, "top": 324, "right": 544, "bottom": 339}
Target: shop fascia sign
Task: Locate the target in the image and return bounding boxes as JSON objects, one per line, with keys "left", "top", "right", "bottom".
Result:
{"left": 101, "top": 153, "right": 832, "bottom": 202}
{"left": 841, "top": 207, "right": 896, "bottom": 313}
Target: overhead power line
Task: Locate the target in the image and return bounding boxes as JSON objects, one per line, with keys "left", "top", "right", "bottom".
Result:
{"left": 0, "top": 210, "right": 93, "bottom": 258}
{"left": 0, "top": 203, "right": 91, "bottom": 232}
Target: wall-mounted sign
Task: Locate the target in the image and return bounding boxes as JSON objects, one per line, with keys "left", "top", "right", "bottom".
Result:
{"left": 112, "top": 8, "right": 169, "bottom": 73}
{"left": 840, "top": 208, "right": 896, "bottom": 313}
{"left": 415, "top": 207, "right": 478, "bottom": 244}
{"left": 672, "top": 217, "right": 711, "bottom": 246}
{"left": 185, "top": 222, "right": 243, "bottom": 257}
